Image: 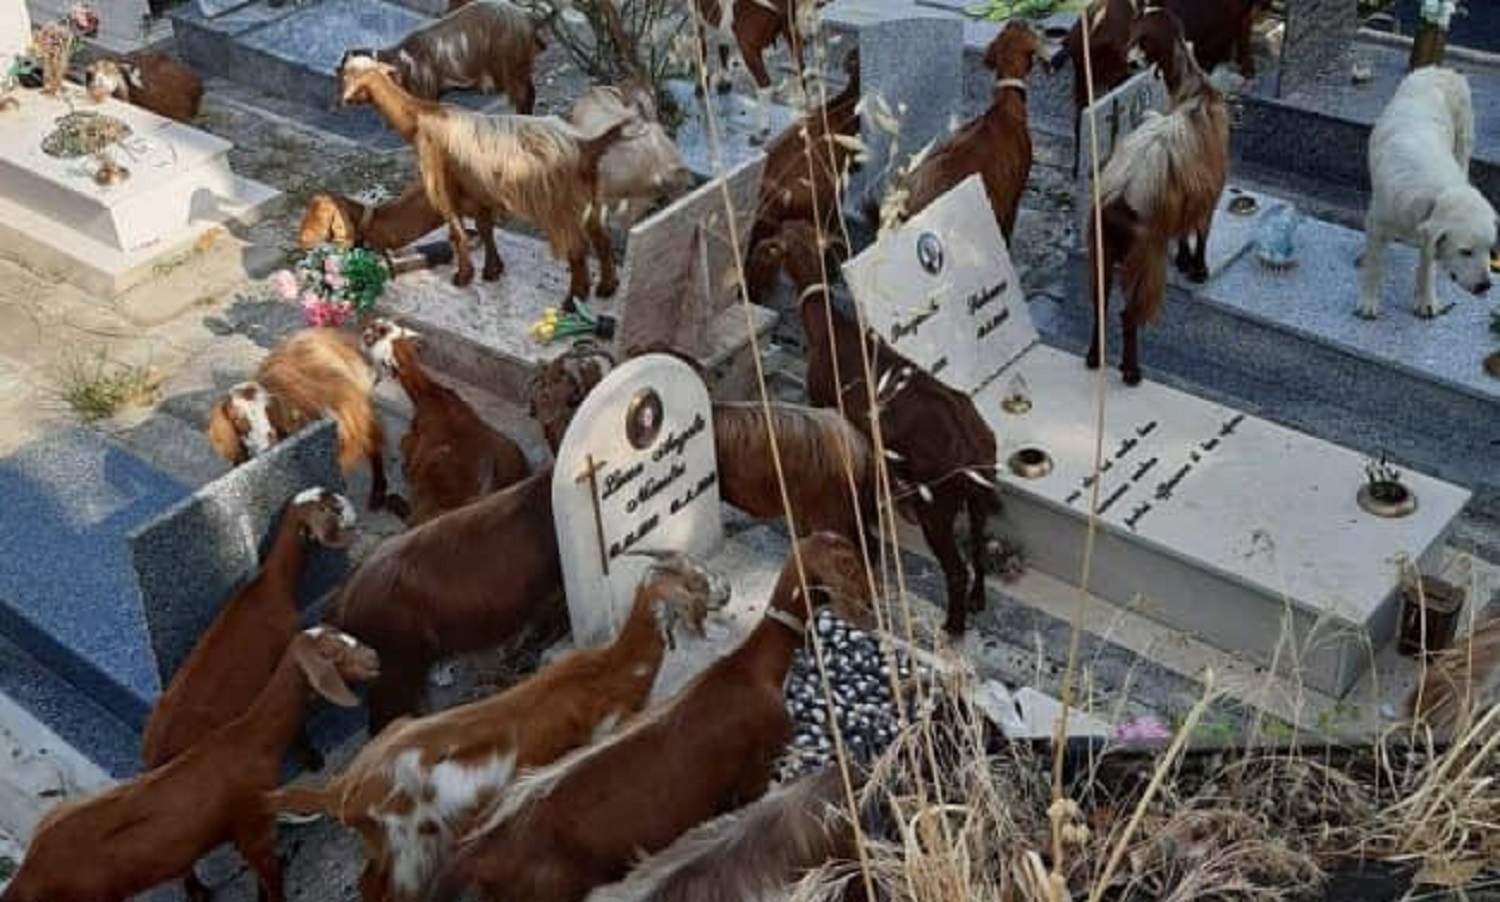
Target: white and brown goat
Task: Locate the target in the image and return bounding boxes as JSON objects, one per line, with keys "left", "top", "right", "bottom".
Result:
{"left": 567, "top": 80, "right": 694, "bottom": 228}
{"left": 0, "top": 628, "right": 378, "bottom": 902}
{"left": 433, "top": 532, "right": 877, "bottom": 902}
{"left": 84, "top": 51, "right": 203, "bottom": 123}
{"left": 271, "top": 551, "right": 730, "bottom": 902}
{"left": 206, "top": 328, "right": 394, "bottom": 512}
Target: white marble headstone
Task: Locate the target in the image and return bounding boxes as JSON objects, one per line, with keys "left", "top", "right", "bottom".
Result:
{"left": 3, "top": 0, "right": 31, "bottom": 74}
{"left": 552, "top": 354, "right": 724, "bottom": 648}
{"left": 1074, "top": 68, "right": 1170, "bottom": 244}
{"left": 842, "top": 174, "right": 1036, "bottom": 398}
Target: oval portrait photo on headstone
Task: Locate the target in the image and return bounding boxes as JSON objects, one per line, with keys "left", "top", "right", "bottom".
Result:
{"left": 916, "top": 231, "right": 944, "bottom": 275}
{"left": 625, "top": 388, "right": 664, "bottom": 450}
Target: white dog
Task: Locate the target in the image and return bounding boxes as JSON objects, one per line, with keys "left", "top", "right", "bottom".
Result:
{"left": 1359, "top": 66, "right": 1496, "bottom": 319}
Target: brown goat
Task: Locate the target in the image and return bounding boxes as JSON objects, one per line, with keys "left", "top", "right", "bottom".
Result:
{"left": 432, "top": 532, "right": 877, "bottom": 902}
{"left": 757, "top": 221, "right": 1002, "bottom": 636}
{"left": 1085, "top": 8, "right": 1231, "bottom": 386}
{"left": 747, "top": 46, "right": 861, "bottom": 275}
{"left": 875, "top": 22, "right": 1047, "bottom": 245}
{"left": 342, "top": 0, "right": 544, "bottom": 110}
{"left": 332, "top": 466, "right": 561, "bottom": 732}
{"left": 693, "top": 0, "right": 821, "bottom": 92}
{"left": 270, "top": 552, "right": 730, "bottom": 902}
{"left": 140, "top": 488, "right": 356, "bottom": 774}
{"left": 206, "top": 328, "right": 392, "bottom": 512}
{"left": 527, "top": 344, "right": 877, "bottom": 550}
{"left": 294, "top": 184, "right": 502, "bottom": 283}
{"left": 338, "top": 55, "right": 625, "bottom": 296}
{"left": 0, "top": 628, "right": 378, "bottom": 902}
{"left": 1066, "top": 0, "right": 1270, "bottom": 178}
{"left": 362, "top": 318, "right": 530, "bottom": 526}
{"left": 84, "top": 51, "right": 203, "bottom": 123}
{"left": 585, "top": 763, "right": 868, "bottom": 902}
{"left": 525, "top": 341, "right": 618, "bottom": 452}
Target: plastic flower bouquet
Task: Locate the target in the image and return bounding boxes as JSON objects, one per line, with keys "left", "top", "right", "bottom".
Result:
{"left": 270, "top": 244, "right": 390, "bottom": 328}
{"left": 528, "top": 299, "right": 617, "bottom": 345}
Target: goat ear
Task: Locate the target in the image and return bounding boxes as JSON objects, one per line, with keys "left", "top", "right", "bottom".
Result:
{"left": 292, "top": 641, "right": 361, "bottom": 707}
{"left": 206, "top": 400, "right": 247, "bottom": 464}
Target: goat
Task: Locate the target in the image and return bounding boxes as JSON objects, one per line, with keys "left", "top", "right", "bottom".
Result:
{"left": 362, "top": 318, "right": 530, "bottom": 526}
{"left": 586, "top": 763, "right": 868, "bottom": 902}
{"left": 567, "top": 80, "right": 694, "bottom": 229}
{"left": 1065, "top": 0, "right": 1270, "bottom": 179}
{"left": 872, "top": 22, "right": 1048, "bottom": 246}
{"left": 332, "top": 466, "right": 561, "bottom": 732}
{"left": 269, "top": 551, "right": 730, "bottom": 902}
{"left": 747, "top": 46, "right": 861, "bottom": 276}
{"left": 693, "top": 0, "right": 819, "bottom": 92}
{"left": 206, "top": 327, "right": 393, "bottom": 512}
{"left": 756, "top": 221, "right": 1002, "bottom": 636}
{"left": 1084, "top": 8, "right": 1231, "bottom": 386}
{"left": 0, "top": 628, "right": 378, "bottom": 902}
{"left": 431, "top": 531, "right": 877, "bottom": 902}
{"left": 526, "top": 343, "right": 877, "bottom": 550}
{"left": 84, "top": 51, "right": 203, "bottom": 123}
{"left": 140, "top": 487, "right": 357, "bottom": 774}
{"left": 338, "top": 55, "right": 625, "bottom": 297}
{"left": 525, "top": 340, "right": 618, "bottom": 452}
{"left": 340, "top": 0, "right": 543, "bottom": 111}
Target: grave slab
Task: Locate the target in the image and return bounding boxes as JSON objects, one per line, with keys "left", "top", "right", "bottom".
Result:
{"left": 852, "top": 17, "right": 965, "bottom": 214}
{"left": 378, "top": 158, "right": 778, "bottom": 404}
{"left": 128, "top": 420, "right": 349, "bottom": 685}
{"left": 0, "top": 85, "right": 278, "bottom": 296}
{"left": 662, "top": 80, "right": 798, "bottom": 184}
{"left": 552, "top": 354, "right": 724, "bottom": 649}
{"left": 844, "top": 176, "right": 1473, "bottom": 697}
{"left": 0, "top": 427, "right": 191, "bottom": 728}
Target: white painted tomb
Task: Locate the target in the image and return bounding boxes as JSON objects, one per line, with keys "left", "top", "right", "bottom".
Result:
{"left": 2, "top": 0, "right": 29, "bottom": 73}
{"left": 0, "top": 84, "right": 277, "bottom": 295}
{"left": 844, "top": 176, "right": 1472, "bottom": 697}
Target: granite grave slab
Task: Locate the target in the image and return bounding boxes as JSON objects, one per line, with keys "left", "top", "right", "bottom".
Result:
{"left": 128, "top": 419, "right": 349, "bottom": 685}
{"left": 552, "top": 354, "right": 724, "bottom": 648}
{"left": 852, "top": 17, "right": 966, "bottom": 217}
{"left": 661, "top": 79, "right": 799, "bottom": 184}
{"left": 0, "top": 427, "right": 191, "bottom": 728}
{"left": 844, "top": 175, "right": 1473, "bottom": 696}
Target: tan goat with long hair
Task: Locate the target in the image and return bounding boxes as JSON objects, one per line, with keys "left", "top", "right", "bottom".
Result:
{"left": 1085, "top": 8, "right": 1230, "bottom": 386}
{"left": 205, "top": 328, "right": 393, "bottom": 512}
{"left": 337, "top": 55, "right": 625, "bottom": 296}
{"left": 432, "top": 532, "right": 877, "bottom": 902}
{"left": 268, "top": 552, "right": 730, "bottom": 902}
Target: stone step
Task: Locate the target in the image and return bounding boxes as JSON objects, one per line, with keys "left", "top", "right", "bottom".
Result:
{"left": 171, "top": 0, "right": 516, "bottom": 145}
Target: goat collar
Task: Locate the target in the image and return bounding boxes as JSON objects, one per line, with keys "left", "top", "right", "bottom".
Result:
{"left": 765, "top": 606, "right": 807, "bottom": 638}
{"left": 995, "top": 77, "right": 1028, "bottom": 95}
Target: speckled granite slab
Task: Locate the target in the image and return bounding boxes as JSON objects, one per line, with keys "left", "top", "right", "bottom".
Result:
{"left": 128, "top": 420, "right": 349, "bottom": 688}
{"left": 0, "top": 428, "right": 191, "bottom": 728}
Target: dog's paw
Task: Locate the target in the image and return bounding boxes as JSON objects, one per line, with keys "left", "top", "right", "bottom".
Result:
{"left": 1413, "top": 300, "right": 1453, "bottom": 319}
{"left": 1354, "top": 299, "right": 1381, "bottom": 320}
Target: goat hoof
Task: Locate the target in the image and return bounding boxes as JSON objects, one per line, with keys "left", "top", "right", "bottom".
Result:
{"left": 967, "top": 592, "right": 986, "bottom": 614}
{"left": 482, "top": 266, "right": 503, "bottom": 283}
{"left": 1185, "top": 264, "right": 1209, "bottom": 283}
{"left": 942, "top": 618, "right": 967, "bottom": 639}
{"left": 384, "top": 494, "right": 412, "bottom": 521}
{"left": 1121, "top": 368, "right": 1143, "bottom": 387}
{"left": 595, "top": 278, "right": 619, "bottom": 298}
{"left": 715, "top": 79, "right": 733, "bottom": 95}
{"left": 452, "top": 270, "right": 475, "bottom": 288}
{"left": 1084, "top": 353, "right": 1101, "bottom": 371}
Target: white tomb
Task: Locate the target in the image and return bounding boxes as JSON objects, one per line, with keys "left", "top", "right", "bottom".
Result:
{"left": 844, "top": 176, "right": 1472, "bottom": 697}
{"left": 0, "top": 84, "right": 276, "bottom": 295}
{"left": 3, "top": 0, "right": 29, "bottom": 73}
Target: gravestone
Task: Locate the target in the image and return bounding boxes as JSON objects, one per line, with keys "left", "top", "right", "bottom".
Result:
{"left": 615, "top": 153, "right": 766, "bottom": 359}
{"left": 844, "top": 175, "right": 1471, "bottom": 697}
{"left": 552, "top": 354, "right": 723, "bottom": 648}
{"left": 2, "top": 0, "right": 29, "bottom": 74}
{"left": 1073, "top": 68, "right": 1169, "bottom": 245}
{"left": 128, "top": 419, "right": 349, "bottom": 685}
{"left": 852, "top": 17, "right": 965, "bottom": 218}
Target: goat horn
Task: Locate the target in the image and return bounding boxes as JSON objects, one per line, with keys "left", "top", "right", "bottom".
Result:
{"left": 963, "top": 468, "right": 998, "bottom": 489}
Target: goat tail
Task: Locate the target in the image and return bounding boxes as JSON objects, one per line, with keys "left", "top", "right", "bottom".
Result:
{"left": 578, "top": 118, "right": 630, "bottom": 173}
{"left": 1119, "top": 230, "right": 1168, "bottom": 325}
{"left": 264, "top": 784, "right": 337, "bottom": 817}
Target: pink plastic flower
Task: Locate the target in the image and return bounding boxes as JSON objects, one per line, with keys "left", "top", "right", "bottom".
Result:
{"left": 322, "top": 253, "right": 343, "bottom": 275}
{"left": 269, "top": 269, "right": 300, "bottom": 302}
{"left": 1115, "top": 715, "right": 1172, "bottom": 742}
{"left": 324, "top": 272, "right": 346, "bottom": 290}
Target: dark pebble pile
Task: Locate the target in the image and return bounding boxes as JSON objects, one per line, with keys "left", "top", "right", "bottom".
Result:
{"left": 778, "top": 609, "right": 933, "bottom": 781}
